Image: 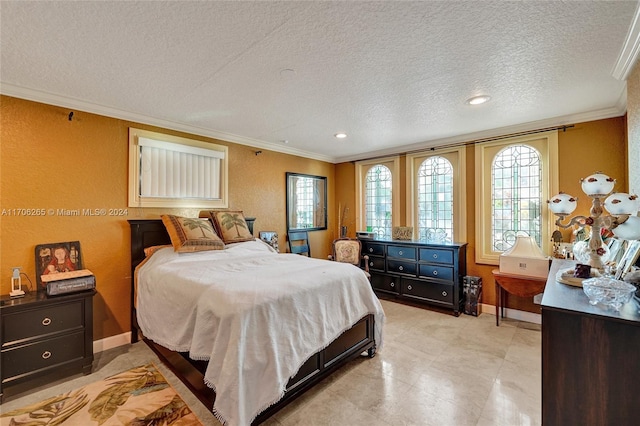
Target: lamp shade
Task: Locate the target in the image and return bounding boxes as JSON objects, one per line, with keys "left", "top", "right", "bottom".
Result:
{"left": 604, "top": 193, "right": 640, "bottom": 215}
{"left": 612, "top": 215, "right": 640, "bottom": 240}
{"left": 547, "top": 193, "right": 578, "bottom": 215}
{"left": 580, "top": 172, "right": 615, "bottom": 197}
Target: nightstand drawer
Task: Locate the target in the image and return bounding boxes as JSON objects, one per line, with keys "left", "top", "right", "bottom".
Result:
{"left": 387, "top": 260, "right": 417, "bottom": 275}
{"left": 1, "top": 331, "right": 86, "bottom": 380}
{"left": 418, "top": 264, "right": 454, "bottom": 281}
{"left": 419, "top": 248, "right": 453, "bottom": 265}
{"left": 2, "top": 301, "right": 84, "bottom": 345}
{"left": 387, "top": 246, "right": 416, "bottom": 260}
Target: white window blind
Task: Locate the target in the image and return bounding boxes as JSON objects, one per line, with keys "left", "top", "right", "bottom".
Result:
{"left": 138, "top": 138, "right": 224, "bottom": 200}
{"left": 128, "top": 128, "right": 228, "bottom": 208}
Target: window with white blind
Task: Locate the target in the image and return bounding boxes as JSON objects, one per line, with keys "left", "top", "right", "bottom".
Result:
{"left": 128, "top": 128, "right": 228, "bottom": 208}
{"left": 475, "top": 131, "right": 559, "bottom": 264}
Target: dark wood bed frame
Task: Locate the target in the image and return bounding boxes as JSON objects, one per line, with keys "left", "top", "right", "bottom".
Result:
{"left": 128, "top": 219, "right": 377, "bottom": 424}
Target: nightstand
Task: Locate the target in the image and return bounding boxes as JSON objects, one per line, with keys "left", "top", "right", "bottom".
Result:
{"left": 0, "top": 290, "right": 95, "bottom": 402}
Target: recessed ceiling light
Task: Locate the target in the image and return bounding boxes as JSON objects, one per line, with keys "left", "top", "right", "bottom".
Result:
{"left": 334, "top": 133, "right": 347, "bottom": 139}
{"left": 467, "top": 95, "right": 491, "bottom": 105}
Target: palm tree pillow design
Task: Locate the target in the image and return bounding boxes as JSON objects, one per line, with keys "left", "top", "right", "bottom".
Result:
{"left": 210, "top": 210, "right": 255, "bottom": 244}
{"left": 161, "top": 215, "right": 225, "bottom": 252}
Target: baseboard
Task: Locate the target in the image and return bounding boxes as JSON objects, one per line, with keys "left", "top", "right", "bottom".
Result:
{"left": 93, "top": 332, "right": 131, "bottom": 354}
{"left": 480, "top": 303, "right": 541, "bottom": 324}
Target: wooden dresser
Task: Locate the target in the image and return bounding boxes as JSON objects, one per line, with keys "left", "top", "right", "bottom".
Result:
{"left": 0, "top": 290, "right": 95, "bottom": 401}
{"left": 541, "top": 259, "right": 640, "bottom": 425}
{"left": 360, "top": 238, "right": 467, "bottom": 315}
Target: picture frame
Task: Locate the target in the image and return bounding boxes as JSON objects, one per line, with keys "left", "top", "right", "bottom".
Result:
{"left": 35, "top": 241, "right": 83, "bottom": 290}
{"left": 259, "top": 231, "right": 279, "bottom": 252}
{"left": 615, "top": 240, "right": 640, "bottom": 280}
{"left": 392, "top": 226, "right": 413, "bottom": 240}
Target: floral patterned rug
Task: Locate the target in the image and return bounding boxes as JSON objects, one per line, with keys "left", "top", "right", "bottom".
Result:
{"left": 0, "top": 363, "right": 203, "bottom": 425}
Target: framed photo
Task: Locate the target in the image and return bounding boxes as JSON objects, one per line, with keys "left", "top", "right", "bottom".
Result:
{"left": 259, "top": 231, "right": 279, "bottom": 252}
{"left": 392, "top": 226, "right": 413, "bottom": 240}
{"left": 35, "top": 241, "right": 83, "bottom": 290}
{"left": 615, "top": 240, "right": 640, "bottom": 280}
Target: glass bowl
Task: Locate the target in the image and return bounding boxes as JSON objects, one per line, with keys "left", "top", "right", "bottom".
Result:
{"left": 582, "top": 277, "right": 636, "bottom": 311}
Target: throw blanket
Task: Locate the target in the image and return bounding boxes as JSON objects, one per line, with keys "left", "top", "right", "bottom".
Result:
{"left": 136, "top": 240, "right": 385, "bottom": 426}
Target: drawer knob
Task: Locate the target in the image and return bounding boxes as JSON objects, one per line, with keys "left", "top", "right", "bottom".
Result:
{"left": 398, "top": 250, "right": 403, "bottom": 255}
{"left": 42, "top": 351, "right": 52, "bottom": 359}
{"left": 442, "top": 291, "right": 448, "bottom": 296}
{"left": 407, "top": 285, "right": 413, "bottom": 291}
{"left": 399, "top": 266, "right": 404, "bottom": 271}
{"left": 433, "top": 270, "right": 438, "bottom": 276}
{"left": 433, "top": 254, "right": 438, "bottom": 259}
{"left": 369, "top": 261, "right": 374, "bottom": 266}
{"left": 390, "top": 282, "right": 395, "bottom": 288}
{"left": 369, "top": 248, "right": 373, "bottom": 252}
{"left": 42, "top": 317, "right": 52, "bottom": 326}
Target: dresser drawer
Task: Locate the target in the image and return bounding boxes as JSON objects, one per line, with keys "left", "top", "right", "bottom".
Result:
{"left": 2, "top": 301, "right": 84, "bottom": 345}
{"left": 418, "top": 264, "right": 454, "bottom": 281}
{"left": 387, "top": 246, "right": 416, "bottom": 260}
{"left": 367, "top": 257, "right": 386, "bottom": 272}
{"left": 387, "top": 260, "right": 417, "bottom": 275}
{"left": 363, "top": 243, "right": 385, "bottom": 257}
{"left": 1, "top": 331, "right": 86, "bottom": 379}
{"left": 400, "top": 279, "right": 454, "bottom": 304}
{"left": 419, "top": 248, "right": 453, "bottom": 265}
{"left": 370, "top": 274, "right": 400, "bottom": 295}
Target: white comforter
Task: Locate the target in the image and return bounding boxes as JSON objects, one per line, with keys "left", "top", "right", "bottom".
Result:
{"left": 136, "top": 239, "right": 384, "bottom": 426}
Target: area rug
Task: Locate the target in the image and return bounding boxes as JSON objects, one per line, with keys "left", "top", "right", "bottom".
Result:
{"left": 0, "top": 363, "right": 203, "bottom": 426}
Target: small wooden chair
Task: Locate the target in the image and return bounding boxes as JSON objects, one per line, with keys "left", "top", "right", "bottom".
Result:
{"left": 288, "top": 230, "right": 310, "bottom": 256}
{"left": 328, "top": 238, "right": 370, "bottom": 280}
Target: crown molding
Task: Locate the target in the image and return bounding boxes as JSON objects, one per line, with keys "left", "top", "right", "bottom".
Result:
{"left": 335, "top": 103, "right": 627, "bottom": 163}
{"left": 0, "top": 83, "right": 335, "bottom": 163}
{"left": 612, "top": 1, "right": 640, "bottom": 80}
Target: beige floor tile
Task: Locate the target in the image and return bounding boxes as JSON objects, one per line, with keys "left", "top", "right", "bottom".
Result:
{"left": 1, "top": 300, "right": 542, "bottom": 426}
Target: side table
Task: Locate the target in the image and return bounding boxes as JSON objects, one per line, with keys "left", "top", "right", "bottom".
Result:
{"left": 491, "top": 269, "right": 546, "bottom": 326}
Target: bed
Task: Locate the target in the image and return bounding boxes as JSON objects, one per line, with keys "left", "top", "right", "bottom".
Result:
{"left": 128, "top": 219, "right": 384, "bottom": 425}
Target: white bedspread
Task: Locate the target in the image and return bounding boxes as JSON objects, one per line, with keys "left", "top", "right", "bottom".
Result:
{"left": 136, "top": 240, "right": 384, "bottom": 426}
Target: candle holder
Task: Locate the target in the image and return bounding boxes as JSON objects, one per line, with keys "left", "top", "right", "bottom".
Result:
{"left": 547, "top": 172, "right": 640, "bottom": 271}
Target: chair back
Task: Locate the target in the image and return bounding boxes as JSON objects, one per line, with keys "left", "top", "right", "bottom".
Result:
{"left": 331, "top": 238, "right": 363, "bottom": 266}
{"left": 288, "top": 230, "right": 310, "bottom": 256}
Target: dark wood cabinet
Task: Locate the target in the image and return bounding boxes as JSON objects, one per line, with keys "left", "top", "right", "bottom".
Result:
{"left": 0, "top": 290, "right": 95, "bottom": 401}
{"left": 541, "top": 260, "right": 640, "bottom": 425}
{"left": 360, "top": 239, "right": 467, "bottom": 315}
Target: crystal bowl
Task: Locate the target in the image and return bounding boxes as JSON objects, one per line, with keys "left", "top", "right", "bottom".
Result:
{"left": 582, "top": 277, "right": 636, "bottom": 311}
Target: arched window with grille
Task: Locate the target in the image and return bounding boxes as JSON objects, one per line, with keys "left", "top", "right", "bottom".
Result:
{"left": 491, "top": 145, "right": 542, "bottom": 251}
{"left": 365, "top": 165, "right": 393, "bottom": 239}
{"left": 475, "top": 131, "right": 559, "bottom": 264}
{"left": 417, "top": 156, "right": 454, "bottom": 242}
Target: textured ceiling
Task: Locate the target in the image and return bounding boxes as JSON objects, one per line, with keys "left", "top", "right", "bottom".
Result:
{"left": 1, "top": 1, "right": 638, "bottom": 163}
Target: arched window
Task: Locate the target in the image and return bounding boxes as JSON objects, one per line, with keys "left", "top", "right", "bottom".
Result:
{"left": 417, "top": 156, "right": 454, "bottom": 242}
{"left": 491, "top": 144, "right": 543, "bottom": 251}
{"left": 365, "top": 165, "right": 393, "bottom": 239}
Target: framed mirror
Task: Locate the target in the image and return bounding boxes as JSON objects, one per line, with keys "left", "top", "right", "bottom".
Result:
{"left": 286, "top": 172, "right": 327, "bottom": 231}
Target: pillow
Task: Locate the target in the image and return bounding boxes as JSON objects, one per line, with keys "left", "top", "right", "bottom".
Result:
{"left": 203, "top": 210, "right": 255, "bottom": 244}
{"left": 161, "top": 215, "right": 225, "bottom": 252}
{"left": 143, "top": 244, "right": 173, "bottom": 257}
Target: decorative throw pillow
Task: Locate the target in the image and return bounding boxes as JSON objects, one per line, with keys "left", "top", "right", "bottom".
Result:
{"left": 204, "top": 210, "right": 255, "bottom": 244}
{"left": 161, "top": 215, "right": 225, "bottom": 252}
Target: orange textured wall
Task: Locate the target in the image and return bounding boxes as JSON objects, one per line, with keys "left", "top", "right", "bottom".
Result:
{"left": 0, "top": 96, "right": 336, "bottom": 340}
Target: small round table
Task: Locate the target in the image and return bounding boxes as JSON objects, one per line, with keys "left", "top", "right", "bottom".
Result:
{"left": 491, "top": 269, "right": 547, "bottom": 326}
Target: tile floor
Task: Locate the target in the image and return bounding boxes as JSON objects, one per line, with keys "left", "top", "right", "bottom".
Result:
{"left": 0, "top": 300, "right": 542, "bottom": 425}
